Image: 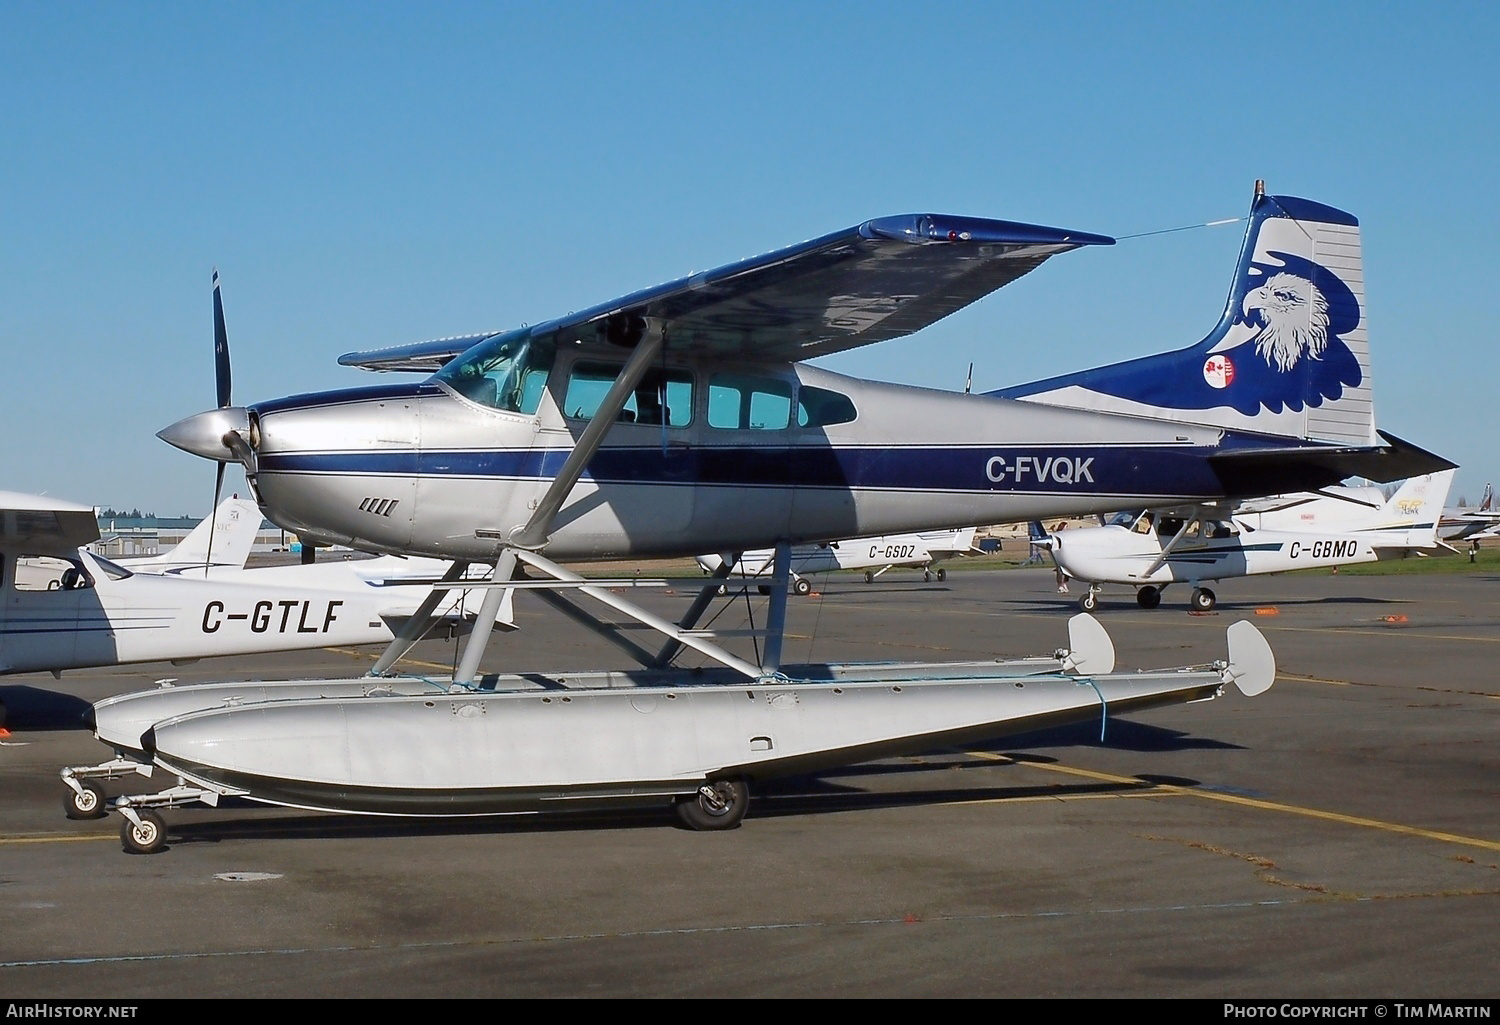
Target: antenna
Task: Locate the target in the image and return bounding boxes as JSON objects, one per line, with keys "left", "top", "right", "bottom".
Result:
{"left": 965, "top": 362, "right": 973, "bottom": 395}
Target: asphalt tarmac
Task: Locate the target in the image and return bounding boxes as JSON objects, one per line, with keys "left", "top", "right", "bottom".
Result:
{"left": 2, "top": 565, "right": 1496, "bottom": 998}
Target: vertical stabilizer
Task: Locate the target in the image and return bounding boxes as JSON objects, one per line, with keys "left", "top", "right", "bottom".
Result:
{"left": 993, "top": 185, "right": 1375, "bottom": 445}
{"left": 1367, "top": 470, "right": 1453, "bottom": 549}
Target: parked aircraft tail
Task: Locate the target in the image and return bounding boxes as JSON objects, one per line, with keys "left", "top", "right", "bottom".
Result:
{"left": 122, "top": 497, "right": 263, "bottom": 575}
{"left": 1364, "top": 470, "right": 1453, "bottom": 550}
{"left": 1481, "top": 483, "right": 1494, "bottom": 513}
{"left": 994, "top": 182, "right": 1376, "bottom": 448}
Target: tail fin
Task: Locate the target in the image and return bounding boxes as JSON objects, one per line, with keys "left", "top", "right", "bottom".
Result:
{"left": 126, "top": 497, "right": 263, "bottom": 574}
{"left": 1366, "top": 470, "right": 1454, "bottom": 549}
{"left": 1481, "top": 483, "right": 1494, "bottom": 513}
{"left": 993, "top": 182, "right": 1374, "bottom": 446}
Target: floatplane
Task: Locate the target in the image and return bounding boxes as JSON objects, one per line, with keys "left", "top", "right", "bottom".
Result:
{"left": 77, "top": 183, "right": 1450, "bottom": 853}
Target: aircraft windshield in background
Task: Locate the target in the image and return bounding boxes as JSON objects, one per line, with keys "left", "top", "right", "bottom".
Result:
{"left": 697, "top": 528, "right": 980, "bottom": 593}
{"left": 1040, "top": 470, "right": 1454, "bottom": 612}
{"left": 78, "top": 183, "right": 1452, "bottom": 852}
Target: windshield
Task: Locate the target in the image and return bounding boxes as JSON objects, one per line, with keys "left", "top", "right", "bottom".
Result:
{"left": 434, "top": 330, "right": 555, "bottom": 414}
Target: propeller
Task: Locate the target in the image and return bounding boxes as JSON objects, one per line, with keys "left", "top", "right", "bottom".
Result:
{"left": 204, "top": 270, "right": 234, "bottom": 573}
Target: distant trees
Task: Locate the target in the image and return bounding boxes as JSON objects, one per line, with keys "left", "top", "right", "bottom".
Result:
{"left": 98, "top": 507, "right": 153, "bottom": 519}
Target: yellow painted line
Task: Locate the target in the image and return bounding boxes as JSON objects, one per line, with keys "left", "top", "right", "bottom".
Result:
{"left": 967, "top": 750, "right": 1500, "bottom": 853}
{"left": 948, "top": 789, "right": 1190, "bottom": 807}
{"left": 1276, "top": 672, "right": 1354, "bottom": 686}
{"left": 0, "top": 833, "right": 114, "bottom": 846}
{"left": 1260, "top": 624, "right": 1500, "bottom": 644}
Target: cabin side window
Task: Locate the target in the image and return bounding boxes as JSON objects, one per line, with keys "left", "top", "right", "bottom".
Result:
{"left": 13, "top": 555, "right": 94, "bottom": 591}
{"left": 563, "top": 363, "right": 693, "bottom": 427}
{"left": 796, "top": 385, "right": 857, "bottom": 428}
{"left": 434, "top": 331, "right": 556, "bottom": 414}
{"left": 708, "top": 373, "right": 791, "bottom": 430}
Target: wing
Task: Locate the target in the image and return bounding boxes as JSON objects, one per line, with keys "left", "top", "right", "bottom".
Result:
{"left": 0, "top": 491, "right": 101, "bottom": 552}
{"left": 339, "top": 213, "right": 1114, "bottom": 372}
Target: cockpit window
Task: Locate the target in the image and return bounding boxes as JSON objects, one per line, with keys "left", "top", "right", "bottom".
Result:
{"left": 13, "top": 554, "right": 94, "bottom": 591}
{"left": 434, "top": 330, "right": 555, "bottom": 414}
{"left": 1107, "top": 510, "right": 1141, "bottom": 528}
{"left": 564, "top": 363, "right": 693, "bottom": 427}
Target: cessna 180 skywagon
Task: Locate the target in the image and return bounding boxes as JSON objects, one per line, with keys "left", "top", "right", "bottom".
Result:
{"left": 1038, "top": 469, "right": 1454, "bottom": 612}
{"left": 87, "top": 183, "right": 1447, "bottom": 853}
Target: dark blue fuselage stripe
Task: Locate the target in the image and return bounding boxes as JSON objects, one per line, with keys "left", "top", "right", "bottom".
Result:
{"left": 258, "top": 444, "right": 1239, "bottom": 496}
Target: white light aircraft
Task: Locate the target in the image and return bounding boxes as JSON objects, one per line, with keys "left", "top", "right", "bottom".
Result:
{"left": 1, "top": 491, "right": 485, "bottom": 684}
{"left": 1438, "top": 482, "right": 1498, "bottom": 543}
{"left": 81, "top": 184, "right": 1454, "bottom": 853}
{"left": 697, "top": 527, "right": 980, "bottom": 593}
{"left": 1039, "top": 470, "right": 1454, "bottom": 612}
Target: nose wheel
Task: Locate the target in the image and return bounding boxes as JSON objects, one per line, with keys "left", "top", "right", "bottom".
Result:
{"left": 1078, "top": 587, "right": 1100, "bottom": 612}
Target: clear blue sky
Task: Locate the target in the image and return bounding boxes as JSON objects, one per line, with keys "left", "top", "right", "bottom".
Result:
{"left": 3, "top": 2, "right": 1496, "bottom": 514}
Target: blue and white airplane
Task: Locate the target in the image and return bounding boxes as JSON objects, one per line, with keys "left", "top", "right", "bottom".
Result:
{"left": 1039, "top": 470, "right": 1454, "bottom": 612}
{"left": 89, "top": 182, "right": 1445, "bottom": 850}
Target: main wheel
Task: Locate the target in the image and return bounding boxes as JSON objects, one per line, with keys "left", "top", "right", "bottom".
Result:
{"left": 1078, "top": 590, "right": 1098, "bottom": 612}
{"left": 923, "top": 569, "right": 932, "bottom": 582}
{"left": 863, "top": 571, "right": 874, "bottom": 584}
{"left": 1136, "top": 586, "right": 1161, "bottom": 610}
{"left": 936, "top": 568, "right": 947, "bottom": 582}
{"left": 793, "top": 577, "right": 812, "bottom": 596}
{"left": 674, "top": 779, "right": 750, "bottom": 831}
{"left": 120, "top": 809, "right": 167, "bottom": 855}
{"left": 1190, "top": 587, "right": 1217, "bottom": 612}
{"left": 64, "top": 780, "right": 107, "bottom": 820}
{"left": 757, "top": 584, "right": 771, "bottom": 596}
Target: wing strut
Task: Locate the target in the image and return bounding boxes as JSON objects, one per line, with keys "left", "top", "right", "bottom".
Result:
{"left": 510, "top": 322, "right": 665, "bottom": 550}
{"left": 1138, "top": 514, "right": 1197, "bottom": 580}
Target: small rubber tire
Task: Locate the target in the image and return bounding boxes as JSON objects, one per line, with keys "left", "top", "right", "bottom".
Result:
{"left": 64, "top": 780, "right": 107, "bottom": 820}
{"left": 1078, "top": 591, "right": 1098, "bottom": 612}
{"left": 674, "top": 779, "right": 750, "bottom": 831}
{"left": 864, "top": 571, "right": 874, "bottom": 584}
{"left": 121, "top": 809, "right": 167, "bottom": 855}
{"left": 936, "top": 568, "right": 947, "bottom": 582}
{"left": 1191, "top": 587, "right": 1217, "bottom": 612}
{"left": 793, "top": 578, "right": 812, "bottom": 596}
{"left": 1136, "top": 586, "right": 1162, "bottom": 610}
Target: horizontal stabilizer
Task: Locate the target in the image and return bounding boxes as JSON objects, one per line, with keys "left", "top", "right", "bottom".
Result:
{"left": 1209, "top": 431, "right": 1456, "bottom": 497}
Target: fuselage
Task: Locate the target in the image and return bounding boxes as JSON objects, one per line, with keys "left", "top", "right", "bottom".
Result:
{"left": 0, "top": 549, "right": 478, "bottom": 675}
{"left": 236, "top": 349, "right": 1288, "bottom": 563}
{"left": 1052, "top": 523, "right": 1386, "bottom": 587}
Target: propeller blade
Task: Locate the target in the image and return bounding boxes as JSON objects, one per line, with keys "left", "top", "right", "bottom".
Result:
{"left": 204, "top": 462, "right": 226, "bottom": 574}
{"left": 213, "top": 269, "right": 231, "bottom": 409}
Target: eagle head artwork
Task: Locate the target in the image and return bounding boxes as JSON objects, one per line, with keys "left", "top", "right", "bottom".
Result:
{"left": 1241, "top": 271, "right": 1329, "bottom": 373}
